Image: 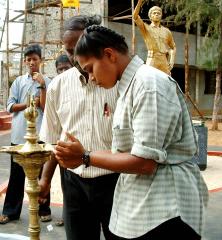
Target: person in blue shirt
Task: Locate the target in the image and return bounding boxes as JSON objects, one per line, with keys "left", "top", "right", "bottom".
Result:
{"left": 0, "top": 44, "right": 51, "bottom": 224}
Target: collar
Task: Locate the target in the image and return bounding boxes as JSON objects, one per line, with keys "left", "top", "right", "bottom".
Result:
{"left": 25, "top": 72, "right": 31, "bottom": 78}
{"left": 79, "top": 72, "right": 88, "bottom": 86}
{"left": 150, "top": 22, "right": 161, "bottom": 28}
{"left": 71, "top": 66, "right": 88, "bottom": 86}
{"left": 118, "top": 55, "right": 144, "bottom": 97}
{"left": 25, "top": 72, "right": 34, "bottom": 81}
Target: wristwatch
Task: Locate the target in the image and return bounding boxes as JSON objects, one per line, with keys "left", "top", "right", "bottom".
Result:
{"left": 82, "top": 151, "right": 91, "bottom": 168}
{"left": 37, "top": 84, "right": 46, "bottom": 89}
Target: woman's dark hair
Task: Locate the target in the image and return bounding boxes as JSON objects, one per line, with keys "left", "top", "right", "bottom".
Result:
{"left": 64, "top": 15, "right": 102, "bottom": 31}
{"left": 75, "top": 25, "right": 129, "bottom": 58}
{"left": 24, "top": 44, "right": 42, "bottom": 58}
{"left": 55, "top": 54, "right": 71, "bottom": 67}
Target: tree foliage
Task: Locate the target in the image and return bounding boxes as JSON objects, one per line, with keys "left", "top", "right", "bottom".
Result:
{"left": 161, "top": 0, "right": 222, "bottom": 129}
{"left": 161, "top": 0, "right": 222, "bottom": 68}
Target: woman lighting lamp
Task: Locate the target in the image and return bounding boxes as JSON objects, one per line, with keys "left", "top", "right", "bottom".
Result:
{"left": 53, "top": 26, "right": 208, "bottom": 240}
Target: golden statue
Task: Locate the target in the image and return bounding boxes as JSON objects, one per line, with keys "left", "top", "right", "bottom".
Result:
{"left": 133, "top": 0, "right": 176, "bottom": 75}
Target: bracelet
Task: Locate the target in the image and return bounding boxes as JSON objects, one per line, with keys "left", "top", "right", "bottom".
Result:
{"left": 82, "top": 151, "right": 91, "bottom": 168}
{"left": 37, "top": 84, "right": 46, "bottom": 89}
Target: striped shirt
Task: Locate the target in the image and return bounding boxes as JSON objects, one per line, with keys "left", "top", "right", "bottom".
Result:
{"left": 109, "top": 55, "right": 208, "bottom": 238}
{"left": 7, "top": 73, "right": 51, "bottom": 144}
{"left": 39, "top": 67, "right": 118, "bottom": 178}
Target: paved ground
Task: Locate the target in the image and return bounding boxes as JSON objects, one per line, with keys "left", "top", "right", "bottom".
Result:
{"left": 0, "top": 131, "right": 222, "bottom": 239}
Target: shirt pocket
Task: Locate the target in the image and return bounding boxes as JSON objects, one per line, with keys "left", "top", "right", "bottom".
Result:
{"left": 112, "top": 128, "right": 134, "bottom": 153}
{"left": 100, "top": 114, "right": 114, "bottom": 145}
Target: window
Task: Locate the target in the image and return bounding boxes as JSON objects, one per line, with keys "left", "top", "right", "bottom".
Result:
{"left": 204, "top": 71, "right": 217, "bottom": 94}
{"left": 171, "top": 67, "right": 185, "bottom": 93}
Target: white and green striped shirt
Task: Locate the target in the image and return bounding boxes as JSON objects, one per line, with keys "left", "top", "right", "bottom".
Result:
{"left": 109, "top": 55, "right": 208, "bottom": 238}
{"left": 39, "top": 67, "right": 118, "bottom": 178}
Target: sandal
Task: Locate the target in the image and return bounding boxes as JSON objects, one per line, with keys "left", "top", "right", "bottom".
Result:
{"left": 0, "top": 215, "right": 10, "bottom": 224}
{"left": 55, "top": 219, "right": 64, "bottom": 226}
{"left": 39, "top": 215, "right": 52, "bottom": 222}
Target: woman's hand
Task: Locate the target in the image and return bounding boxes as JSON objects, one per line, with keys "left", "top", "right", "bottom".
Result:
{"left": 54, "top": 132, "right": 85, "bottom": 169}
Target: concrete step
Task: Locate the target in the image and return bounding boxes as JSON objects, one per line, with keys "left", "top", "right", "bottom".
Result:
{"left": 0, "top": 115, "right": 12, "bottom": 124}
{"left": 0, "top": 111, "right": 12, "bottom": 131}
{"left": 0, "top": 110, "right": 9, "bottom": 116}
{"left": 0, "top": 121, "right": 11, "bottom": 130}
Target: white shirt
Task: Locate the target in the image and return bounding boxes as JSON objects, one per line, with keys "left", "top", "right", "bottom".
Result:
{"left": 39, "top": 67, "right": 118, "bottom": 178}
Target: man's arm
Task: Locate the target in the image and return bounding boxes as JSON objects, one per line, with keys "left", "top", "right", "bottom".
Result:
{"left": 39, "top": 154, "right": 58, "bottom": 198}
{"left": 7, "top": 77, "right": 27, "bottom": 113}
{"left": 10, "top": 103, "right": 27, "bottom": 112}
{"left": 38, "top": 87, "right": 47, "bottom": 111}
{"left": 32, "top": 72, "right": 47, "bottom": 111}
{"left": 38, "top": 79, "right": 62, "bottom": 199}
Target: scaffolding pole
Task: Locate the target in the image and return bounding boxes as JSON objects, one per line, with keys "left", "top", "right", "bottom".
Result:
{"left": 0, "top": 14, "right": 7, "bottom": 49}
{"left": 6, "top": 0, "right": 10, "bottom": 100}
{"left": 60, "top": 2, "right": 64, "bottom": 50}
{"left": 41, "top": 0, "right": 48, "bottom": 74}
{"left": 19, "top": 0, "right": 28, "bottom": 75}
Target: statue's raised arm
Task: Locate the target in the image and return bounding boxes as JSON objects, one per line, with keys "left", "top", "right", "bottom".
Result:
{"left": 133, "top": 0, "right": 144, "bottom": 21}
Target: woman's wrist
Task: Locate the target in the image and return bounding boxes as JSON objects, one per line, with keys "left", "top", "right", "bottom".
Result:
{"left": 82, "top": 151, "right": 91, "bottom": 168}
{"left": 37, "top": 84, "right": 46, "bottom": 89}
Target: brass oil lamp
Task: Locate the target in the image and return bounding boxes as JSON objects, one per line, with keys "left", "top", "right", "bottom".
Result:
{"left": 0, "top": 95, "right": 53, "bottom": 240}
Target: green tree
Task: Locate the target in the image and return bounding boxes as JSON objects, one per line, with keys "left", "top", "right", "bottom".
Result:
{"left": 162, "top": 0, "right": 222, "bottom": 130}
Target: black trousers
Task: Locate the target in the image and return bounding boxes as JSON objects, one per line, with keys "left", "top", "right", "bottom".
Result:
{"left": 112, "top": 217, "right": 201, "bottom": 240}
{"left": 61, "top": 169, "right": 119, "bottom": 240}
{"left": 2, "top": 143, "right": 51, "bottom": 219}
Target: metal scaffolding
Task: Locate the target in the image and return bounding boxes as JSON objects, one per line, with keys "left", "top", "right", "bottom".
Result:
{"left": 0, "top": 0, "right": 65, "bottom": 108}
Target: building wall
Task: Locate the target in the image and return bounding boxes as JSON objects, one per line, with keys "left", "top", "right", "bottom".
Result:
{"left": 195, "top": 70, "right": 215, "bottom": 115}
{"left": 25, "top": 0, "right": 102, "bottom": 78}
{"left": 23, "top": 1, "right": 218, "bottom": 116}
